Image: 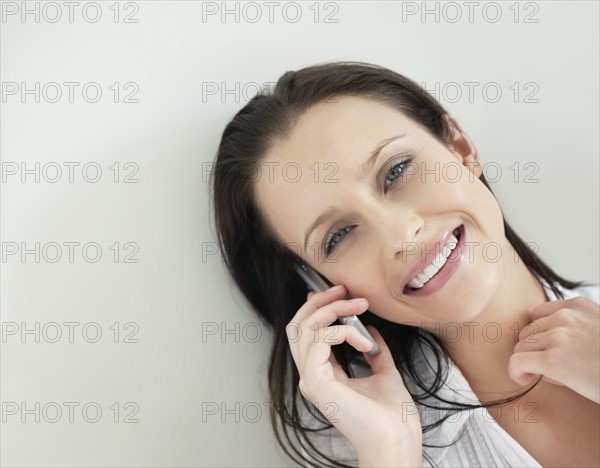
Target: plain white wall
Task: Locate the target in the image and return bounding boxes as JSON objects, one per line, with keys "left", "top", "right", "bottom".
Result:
{"left": 1, "top": 1, "right": 598, "bottom": 466}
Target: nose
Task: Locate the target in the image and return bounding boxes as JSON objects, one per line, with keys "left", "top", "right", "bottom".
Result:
{"left": 375, "top": 207, "right": 424, "bottom": 261}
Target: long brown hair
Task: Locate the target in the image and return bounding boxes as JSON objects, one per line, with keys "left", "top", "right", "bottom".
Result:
{"left": 210, "top": 61, "right": 585, "bottom": 467}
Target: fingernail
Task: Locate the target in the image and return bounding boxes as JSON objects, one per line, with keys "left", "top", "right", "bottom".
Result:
{"left": 360, "top": 335, "right": 374, "bottom": 349}
{"left": 327, "top": 285, "right": 343, "bottom": 291}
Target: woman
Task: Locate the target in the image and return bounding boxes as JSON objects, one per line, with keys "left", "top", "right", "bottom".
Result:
{"left": 211, "top": 62, "right": 599, "bottom": 467}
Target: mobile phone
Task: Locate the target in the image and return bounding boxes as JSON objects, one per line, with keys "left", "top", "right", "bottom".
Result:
{"left": 292, "top": 259, "right": 380, "bottom": 356}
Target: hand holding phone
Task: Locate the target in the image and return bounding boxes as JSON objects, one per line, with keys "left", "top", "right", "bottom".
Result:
{"left": 292, "top": 260, "right": 381, "bottom": 356}
{"left": 288, "top": 261, "right": 421, "bottom": 465}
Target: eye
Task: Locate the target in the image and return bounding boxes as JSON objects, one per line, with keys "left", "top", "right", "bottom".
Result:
{"left": 321, "top": 156, "right": 415, "bottom": 258}
{"left": 324, "top": 225, "right": 354, "bottom": 257}
{"left": 383, "top": 157, "right": 414, "bottom": 193}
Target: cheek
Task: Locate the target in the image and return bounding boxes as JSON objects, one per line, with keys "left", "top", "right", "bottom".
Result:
{"left": 363, "top": 298, "right": 423, "bottom": 326}
{"left": 345, "top": 277, "right": 405, "bottom": 320}
{"left": 435, "top": 172, "right": 500, "bottom": 215}
{"left": 465, "top": 178, "right": 505, "bottom": 224}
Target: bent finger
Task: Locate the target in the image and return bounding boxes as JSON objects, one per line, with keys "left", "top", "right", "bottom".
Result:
{"left": 302, "top": 298, "right": 370, "bottom": 332}
{"left": 508, "top": 350, "right": 559, "bottom": 387}
{"left": 295, "top": 285, "right": 348, "bottom": 322}
{"left": 363, "top": 326, "right": 398, "bottom": 375}
{"left": 303, "top": 325, "right": 376, "bottom": 373}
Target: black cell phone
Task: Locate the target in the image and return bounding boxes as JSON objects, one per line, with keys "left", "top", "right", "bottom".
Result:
{"left": 292, "top": 259, "right": 380, "bottom": 357}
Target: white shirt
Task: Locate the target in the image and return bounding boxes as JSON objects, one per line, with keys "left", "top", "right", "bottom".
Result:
{"left": 302, "top": 280, "right": 600, "bottom": 467}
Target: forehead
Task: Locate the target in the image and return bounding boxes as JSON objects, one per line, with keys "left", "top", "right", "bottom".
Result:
{"left": 253, "top": 95, "right": 424, "bottom": 246}
{"left": 282, "top": 95, "right": 419, "bottom": 153}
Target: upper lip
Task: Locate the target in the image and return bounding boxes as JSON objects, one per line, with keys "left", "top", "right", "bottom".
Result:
{"left": 401, "top": 225, "right": 460, "bottom": 291}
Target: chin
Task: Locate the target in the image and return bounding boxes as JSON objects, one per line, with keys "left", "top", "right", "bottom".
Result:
{"left": 450, "top": 265, "right": 503, "bottom": 320}
{"left": 426, "top": 260, "right": 503, "bottom": 324}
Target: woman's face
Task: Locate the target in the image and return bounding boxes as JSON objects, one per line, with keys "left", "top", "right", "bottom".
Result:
{"left": 254, "top": 95, "right": 510, "bottom": 327}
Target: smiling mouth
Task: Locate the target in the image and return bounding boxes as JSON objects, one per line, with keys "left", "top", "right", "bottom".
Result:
{"left": 403, "top": 225, "right": 463, "bottom": 294}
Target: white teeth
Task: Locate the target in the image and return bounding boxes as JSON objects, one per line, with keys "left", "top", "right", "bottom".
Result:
{"left": 407, "top": 233, "right": 459, "bottom": 290}
{"left": 410, "top": 277, "right": 424, "bottom": 288}
{"left": 416, "top": 272, "right": 429, "bottom": 283}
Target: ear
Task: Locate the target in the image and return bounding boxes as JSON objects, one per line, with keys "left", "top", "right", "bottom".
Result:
{"left": 445, "top": 115, "right": 482, "bottom": 179}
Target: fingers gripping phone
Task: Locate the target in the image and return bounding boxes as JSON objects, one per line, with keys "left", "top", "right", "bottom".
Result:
{"left": 292, "top": 260, "right": 381, "bottom": 357}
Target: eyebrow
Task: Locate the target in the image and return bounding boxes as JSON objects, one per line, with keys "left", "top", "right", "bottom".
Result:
{"left": 302, "top": 134, "right": 406, "bottom": 253}
{"left": 359, "top": 134, "right": 406, "bottom": 180}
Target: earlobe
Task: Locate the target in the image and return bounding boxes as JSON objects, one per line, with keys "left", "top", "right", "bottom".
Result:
{"left": 445, "top": 115, "right": 483, "bottom": 179}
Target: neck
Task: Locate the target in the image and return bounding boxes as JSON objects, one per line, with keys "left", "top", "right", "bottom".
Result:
{"left": 437, "top": 255, "right": 550, "bottom": 402}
